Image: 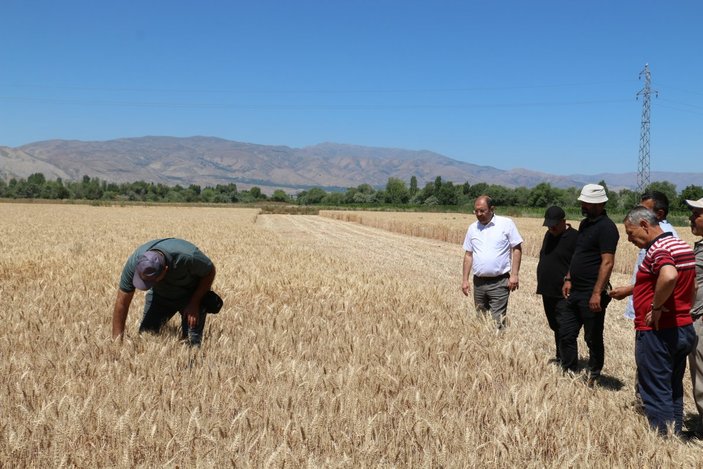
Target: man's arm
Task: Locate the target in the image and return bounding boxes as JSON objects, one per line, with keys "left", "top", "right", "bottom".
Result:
{"left": 609, "top": 284, "right": 634, "bottom": 300}
{"left": 646, "top": 264, "right": 678, "bottom": 330}
{"left": 112, "top": 289, "right": 135, "bottom": 340}
{"left": 589, "top": 252, "right": 615, "bottom": 312}
{"left": 562, "top": 270, "right": 572, "bottom": 298}
{"left": 462, "top": 251, "right": 473, "bottom": 296}
{"left": 183, "top": 264, "right": 217, "bottom": 328}
{"left": 509, "top": 243, "right": 522, "bottom": 291}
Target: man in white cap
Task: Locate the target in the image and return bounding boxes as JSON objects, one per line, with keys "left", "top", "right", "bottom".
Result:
{"left": 685, "top": 197, "right": 703, "bottom": 436}
{"left": 560, "top": 184, "right": 619, "bottom": 385}
{"left": 112, "top": 238, "right": 221, "bottom": 346}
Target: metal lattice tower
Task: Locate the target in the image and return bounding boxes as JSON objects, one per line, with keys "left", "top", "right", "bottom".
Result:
{"left": 636, "top": 64, "right": 657, "bottom": 195}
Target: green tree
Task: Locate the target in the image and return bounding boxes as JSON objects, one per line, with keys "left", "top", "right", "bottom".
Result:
{"left": 27, "top": 172, "right": 46, "bottom": 186}
{"left": 419, "top": 182, "right": 435, "bottom": 201}
{"left": 618, "top": 189, "right": 640, "bottom": 211}
{"left": 298, "top": 187, "right": 327, "bottom": 205}
{"left": 527, "top": 182, "right": 560, "bottom": 207}
{"left": 679, "top": 185, "right": 703, "bottom": 209}
{"left": 271, "top": 189, "right": 289, "bottom": 202}
{"left": 486, "top": 184, "right": 513, "bottom": 207}
{"left": 434, "top": 176, "right": 443, "bottom": 193}
{"left": 437, "top": 181, "right": 458, "bottom": 205}
{"left": 644, "top": 181, "right": 677, "bottom": 210}
{"left": 409, "top": 176, "right": 418, "bottom": 196}
{"left": 385, "top": 177, "right": 409, "bottom": 204}
{"left": 322, "top": 192, "right": 344, "bottom": 205}
{"left": 468, "top": 182, "right": 489, "bottom": 198}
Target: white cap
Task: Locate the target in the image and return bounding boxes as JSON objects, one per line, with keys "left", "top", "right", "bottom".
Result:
{"left": 577, "top": 184, "right": 608, "bottom": 204}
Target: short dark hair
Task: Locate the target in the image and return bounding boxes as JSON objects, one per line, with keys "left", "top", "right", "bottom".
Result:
{"left": 641, "top": 190, "right": 670, "bottom": 218}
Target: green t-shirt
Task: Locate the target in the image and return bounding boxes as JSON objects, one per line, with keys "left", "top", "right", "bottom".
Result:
{"left": 119, "top": 238, "right": 214, "bottom": 301}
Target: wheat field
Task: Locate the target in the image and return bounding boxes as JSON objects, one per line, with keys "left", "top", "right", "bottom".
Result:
{"left": 1, "top": 203, "right": 702, "bottom": 467}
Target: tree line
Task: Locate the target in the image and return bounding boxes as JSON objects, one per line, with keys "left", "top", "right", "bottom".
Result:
{"left": 2, "top": 173, "right": 702, "bottom": 213}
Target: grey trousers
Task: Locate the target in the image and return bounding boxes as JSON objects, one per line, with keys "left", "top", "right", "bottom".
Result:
{"left": 473, "top": 276, "right": 510, "bottom": 328}
{"left": 688, "top": 317, "right": 703, "bottom": 429}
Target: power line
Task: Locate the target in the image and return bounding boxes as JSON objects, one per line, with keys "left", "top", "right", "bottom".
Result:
{"left": 0, "top": 95, "right": 633, "bottom": 111}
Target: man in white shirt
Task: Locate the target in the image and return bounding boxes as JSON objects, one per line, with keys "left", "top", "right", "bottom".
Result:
{"left": 461, "top": 195, "right": 523, "bottom": 329}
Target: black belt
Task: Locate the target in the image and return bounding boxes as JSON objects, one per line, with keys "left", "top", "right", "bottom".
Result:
{"left": 474, "top": 272, "right": 510, "bottom": 281}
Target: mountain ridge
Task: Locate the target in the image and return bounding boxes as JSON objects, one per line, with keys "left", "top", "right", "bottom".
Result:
{"left": 0, "top": 136, "right": 699, "bottom": 192}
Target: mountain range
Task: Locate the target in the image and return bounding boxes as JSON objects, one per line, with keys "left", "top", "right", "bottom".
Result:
{"left": 0, "top": 136, "right": 699, "bottom": 192}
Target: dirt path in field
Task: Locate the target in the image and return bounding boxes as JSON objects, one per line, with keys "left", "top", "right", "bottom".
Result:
{"left": 256, "top": 214, "right": 512, "bottom": 282}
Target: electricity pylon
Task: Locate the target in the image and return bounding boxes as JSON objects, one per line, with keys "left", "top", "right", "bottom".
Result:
{"left": 636, "top": 63, "right": 657, "bottom": 195}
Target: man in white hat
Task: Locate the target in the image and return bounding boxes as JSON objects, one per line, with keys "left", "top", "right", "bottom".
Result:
{"left": 686, "top": 197, "right": 703, "bottom": 436}
{"left": 560, "top": 184, "right": 619, "bottom": 385}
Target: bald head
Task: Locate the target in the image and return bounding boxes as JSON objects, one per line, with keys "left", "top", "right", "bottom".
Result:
{"left": 475, "top": 195, "right": 493, "bottom": 209}
{"left": 473, "top": 195, "right": 495, "bottom": 224}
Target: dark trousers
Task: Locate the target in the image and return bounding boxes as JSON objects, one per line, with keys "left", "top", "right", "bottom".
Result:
{"left": 559, "top": 291, "right": 611, "bottom": 378}
{"left": 139, "top": 291, "right": 208, "bottom": 345}
{"left": 542, "top": 296, "right": 568, "bottom": 361}
{"left": 636, "top": 325, "right": 696, "bottom": 435}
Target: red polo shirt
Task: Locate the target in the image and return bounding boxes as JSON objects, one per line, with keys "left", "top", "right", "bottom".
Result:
{"left": 633, "top": 233, "right": 696, "bottom": 331}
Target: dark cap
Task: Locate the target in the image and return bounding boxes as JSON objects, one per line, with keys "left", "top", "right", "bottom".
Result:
{"left": 133, "top": 250, "right": 165, "bottom": 290}
{"left": 543, "top": 206, "right": 565, "bottom": 228}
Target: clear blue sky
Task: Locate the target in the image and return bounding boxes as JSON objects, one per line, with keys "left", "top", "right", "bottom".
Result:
{"left": 1, "top": 0, "right": 701, "bottom": 175}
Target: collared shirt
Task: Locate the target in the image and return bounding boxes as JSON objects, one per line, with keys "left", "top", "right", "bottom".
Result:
{"left": 633, "top": 232, "right": 696, "bottom": 331}
{"left": 624, "top": 220, "right": 679, "bottom": 319}
{"left": 693, "top": 239, "right": 703, "bottom": 317}
{"left": 463, "top": 214, "right": 523, "bottom": 277}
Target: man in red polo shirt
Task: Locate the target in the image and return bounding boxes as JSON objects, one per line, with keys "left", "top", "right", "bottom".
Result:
{"left": 625, "top": 206, "right": 697, "bottom": 436}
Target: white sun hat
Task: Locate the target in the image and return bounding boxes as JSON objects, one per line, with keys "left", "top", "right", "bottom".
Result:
{"left": 577, "top": 184, "right": 608, "bottom": 204}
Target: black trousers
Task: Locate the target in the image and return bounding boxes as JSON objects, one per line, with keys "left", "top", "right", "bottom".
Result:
{"left": 139, "top": 291, "right": 209, "bottom": 345}
{"left": 542, "top": 296, "right": 568, "bottom": 361}
{"left": 559, "top": 291, "right": 611, "bottom": 377}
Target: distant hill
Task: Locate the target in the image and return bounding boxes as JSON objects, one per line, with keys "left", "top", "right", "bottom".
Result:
{"left": 0, "top": 136, "right": 699, "bottom": 192}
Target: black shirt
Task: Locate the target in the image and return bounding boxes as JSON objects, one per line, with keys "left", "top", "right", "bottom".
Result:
{"left": 569, "top": 212, "right": 619, "bottom": 293}
{"left": 537, "top": 226, "right": 578, "bottom": 297}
